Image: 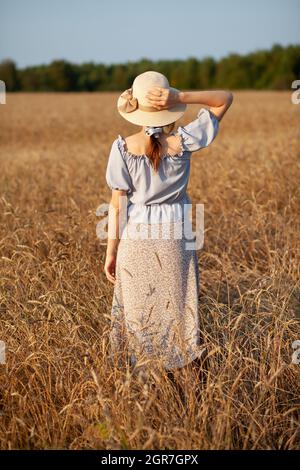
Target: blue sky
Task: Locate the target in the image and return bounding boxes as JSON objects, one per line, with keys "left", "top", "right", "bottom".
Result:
{"left": 0, "top": 0, "right": 299, "bottom": 68}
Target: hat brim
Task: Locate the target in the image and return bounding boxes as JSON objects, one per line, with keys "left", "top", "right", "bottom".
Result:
{"left": 117, "top": 87, "right": 187, "bottom": 126}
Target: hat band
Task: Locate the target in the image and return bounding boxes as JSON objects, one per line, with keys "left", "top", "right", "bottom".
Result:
{"left": 118, "top": 87, "right": 167, "bottom": 113}
{"left": 138, "top": 103, "right": 161, "bottom": 112}
{"left": 117, "top": 101, "right": 162, "bottom": 113}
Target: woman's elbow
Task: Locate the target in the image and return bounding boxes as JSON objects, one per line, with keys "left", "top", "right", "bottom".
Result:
{"left": 226, "top": 91, "right": 234, "bottom": 106}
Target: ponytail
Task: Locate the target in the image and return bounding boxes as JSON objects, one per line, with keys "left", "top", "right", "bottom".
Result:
{"left": 146, "top": 122, "right": 176, "bottom": 172}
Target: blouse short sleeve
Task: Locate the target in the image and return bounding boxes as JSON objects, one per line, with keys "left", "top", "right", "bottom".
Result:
{"left": 105, "top": 138, "right": 133, "bottom": 192}
{"left": 177, "top": 108, "right": 219, "bottom": 152}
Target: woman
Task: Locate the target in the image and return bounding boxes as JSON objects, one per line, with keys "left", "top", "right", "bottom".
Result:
{"left": 104, "top": 71, "right": 233, "bottom": 376}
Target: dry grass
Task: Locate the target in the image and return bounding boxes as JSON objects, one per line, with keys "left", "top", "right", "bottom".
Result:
{"left": 0, "top": 91, "right": 300, "bottom": 450}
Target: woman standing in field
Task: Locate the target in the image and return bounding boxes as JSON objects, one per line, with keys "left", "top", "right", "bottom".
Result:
{"left": 104, "top": 71, "right": 233, "bottom": 378}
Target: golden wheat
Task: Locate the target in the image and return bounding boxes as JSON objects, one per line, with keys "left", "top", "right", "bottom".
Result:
{"left": 0, "top": 91, "right": 299, "bottom": 449}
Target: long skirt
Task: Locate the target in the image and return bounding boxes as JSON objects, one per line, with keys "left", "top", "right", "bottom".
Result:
{"left": 108, "top": 219, "right": 205, "bottom": 372}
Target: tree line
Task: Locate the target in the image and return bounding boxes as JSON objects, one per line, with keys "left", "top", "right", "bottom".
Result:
{"left": 0, "top": 43, "right": 299, "bottom": 92}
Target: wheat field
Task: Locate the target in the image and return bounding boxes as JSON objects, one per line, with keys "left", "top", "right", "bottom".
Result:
{"left": 0, "top": 91, "right": 299, "bottom": 450}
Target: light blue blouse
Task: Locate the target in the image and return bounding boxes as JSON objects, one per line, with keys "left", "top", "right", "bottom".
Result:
{"left": 105, "top": 108, "right": 219, "bottom": 224}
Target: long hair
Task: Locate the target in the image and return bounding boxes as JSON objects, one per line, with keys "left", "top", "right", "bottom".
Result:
{"left": 145, "top": 122, "right": 176, "bottom": 172}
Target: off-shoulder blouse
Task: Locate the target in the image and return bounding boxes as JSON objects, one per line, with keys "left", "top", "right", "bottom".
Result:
{"left": 105, "top": 108, "right": 219, "bottom": 224}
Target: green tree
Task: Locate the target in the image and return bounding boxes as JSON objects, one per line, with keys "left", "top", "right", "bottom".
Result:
{"left": 4, "top": 43, "right": 300, "bottom": 92}
{"left": 0, "top": 59, "right": 19, "bottom": 91}
{"left": 47, "top": 60, "right": 77, "bottom": 91}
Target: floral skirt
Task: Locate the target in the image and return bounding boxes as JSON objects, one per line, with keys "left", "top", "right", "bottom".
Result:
{"left": 108, "top": 220, "right": 205, "bottom": 371}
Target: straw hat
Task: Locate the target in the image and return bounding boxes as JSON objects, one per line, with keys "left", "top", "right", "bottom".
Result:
{"left": 117, "top": 71, "right": 187, "bottom": 127}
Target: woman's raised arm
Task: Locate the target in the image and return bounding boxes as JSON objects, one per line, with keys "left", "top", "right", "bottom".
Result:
{"left": 146, "top": 87, "right": 233, "bottom": 122}
{"left": 178, "top": 89, "right": 233, "bottom": 121}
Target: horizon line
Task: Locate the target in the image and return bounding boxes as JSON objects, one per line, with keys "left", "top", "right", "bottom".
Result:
{"left": 1, "top": 42, "right": 299, "bottom": 70}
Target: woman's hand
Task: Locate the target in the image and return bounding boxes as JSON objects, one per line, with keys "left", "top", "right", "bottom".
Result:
{"left": 104, "top": 252, "right": 117, "bottom": 284}
{"left": 145, "top": 86, "right": 180, "bottom": 110}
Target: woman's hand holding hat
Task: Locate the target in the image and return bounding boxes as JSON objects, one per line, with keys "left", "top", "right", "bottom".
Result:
{"left": 117, "top": 71, "right": 187, "bottom": 126}
{"left": 145, "top": 86, "right": 180, "bottom": 110}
